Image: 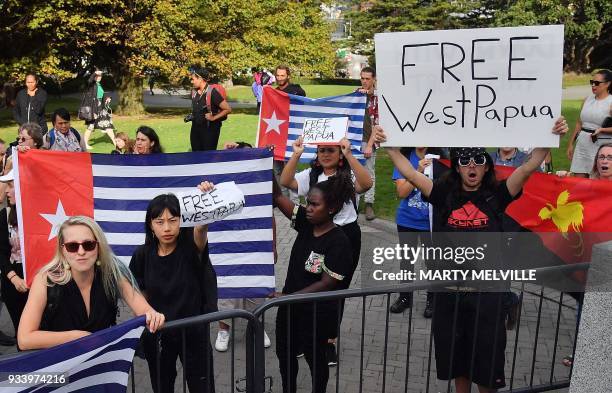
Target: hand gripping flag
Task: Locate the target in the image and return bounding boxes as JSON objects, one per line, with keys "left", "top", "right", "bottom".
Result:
{"left": 0, "top": 316, "right": 145, "bottom": 392}
{"left": 14, "top": 148, "right": 275, "bottom": 298}
{"left": 256, "top": 86, "right": 367, "bottom": 162}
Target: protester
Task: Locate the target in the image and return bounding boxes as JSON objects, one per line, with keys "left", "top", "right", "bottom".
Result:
{"left": 130, "top": 190, "right": 218, "bottom": 393}
{"left": 567, "top": 69, "right": 612, "bottom": 177}
{"left": 188, "top": 67, "right": 232, "bottom": 151}
{"left": 134, "top": 126, "right": 163, "bottom": 154}
{"left": 275, "top": 65, "right": 306, "bottom": 96}
{"left": 357, "top": 66, "right": 378, "bottom": 220}
{"left": 43, "top": 108, "right": 87, "bottom": 152}
{"left": 591, "top": 143, "right": 612, "bottom": 180}
{"left": 375, "top": 118, "right": 568, "bottom": 393}
{"left": 271, "top": 174, "right": 353, "bottom": 393}
{"left": 13, "top": 72, "right": 48, "bottom": 134}
{"left": 111, "top": 132, "right": 132, "bottom": 154}
{"left": 4, "top": 123, "right": 44, "bottom": 174}
{"left": 389, "top": 147, "right": 437, "bottom": 317}
{"left": 280, "top": 136, "right": 372, "bottom": 364}
{"left": 82, "top": 69, "right": 116, "bottom": 150}
{"left": 0, "top": 171, "right": 28, "bottom": 340}
{"left": 17, "top": 216, "right": 164, "bottom": 350}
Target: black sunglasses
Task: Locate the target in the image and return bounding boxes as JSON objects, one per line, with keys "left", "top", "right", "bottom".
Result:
{"left": 590, "top": 80, "right": 608, "bottom": 87}
{"left": 62, "top": 240, "right": 98, "bottom": 253}
{"left": 458, "top": 154, "right": 487, "bottom": 167}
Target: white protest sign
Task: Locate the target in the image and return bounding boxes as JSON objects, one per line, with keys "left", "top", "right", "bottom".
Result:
{"left": 375, "top": 25, "right": 564, "bottom": 147}
{"left": 301, "top": 117, "right": 349, "bottom": 145}
{"left": 176, "top": 182, "right": 245, "bottom": 227}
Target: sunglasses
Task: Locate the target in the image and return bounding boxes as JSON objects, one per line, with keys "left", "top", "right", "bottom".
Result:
{"left": 62, "top": 240, "right": 98, "bottom": 253}
{"left": 590, "top": 80, "right": 608, "bottom": 87}
{"left": 597, "top": 154, "right": 612, "bottom": 161}
{"left": 17, "top": 136, "right": 32, "bottom": 143}
{"left": 458, "top": 155, "right": 487, "bottom": 167}
{"left": 317, "top": 147, "right": 338, "bottom": 154}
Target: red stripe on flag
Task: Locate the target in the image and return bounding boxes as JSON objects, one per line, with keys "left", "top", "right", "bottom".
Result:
{"left": 257, "top": 86, "right": 290, "bottom": 160}
{"left": 17, "top": 150, "right": 94, "bottom": 285}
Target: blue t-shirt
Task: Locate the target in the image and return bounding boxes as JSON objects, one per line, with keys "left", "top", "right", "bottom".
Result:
{"left": 392, "top": 150, "right": 430, "bottom": 230}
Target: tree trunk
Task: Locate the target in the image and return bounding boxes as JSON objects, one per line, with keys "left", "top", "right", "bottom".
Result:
{"left": 116, "top": 72, "right": 145, "bottom": 116}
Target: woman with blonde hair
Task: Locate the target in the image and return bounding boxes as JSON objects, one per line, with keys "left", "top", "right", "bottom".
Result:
{"left": 18, "top": 216, "right": 164, "bottom": 350}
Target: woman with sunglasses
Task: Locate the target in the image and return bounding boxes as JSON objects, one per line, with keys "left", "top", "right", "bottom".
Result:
{"left": 375, "top": 118, "right": 568, "bottom": 393}
{"left": 3, "top": 123, "right": 44, "bottom": 175}
{"left": 567, "top": 69, "right": 612, "bottom": 177}
{"left": 17, "top": 216, "right": 164, "bottom": 350}
{"left": 280, "top": 137, "right": 372, "bottom": 363}
{"left": 129, "top": 184, "right": 218, "bottom": 393}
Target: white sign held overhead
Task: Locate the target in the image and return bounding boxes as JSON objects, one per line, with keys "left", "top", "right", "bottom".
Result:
{"left": 301, "top": 117, "right": 349, "bottom": 145}
{"left": 374, "top": 25, "right": 564, "bottom": 147}
{"left": 176, "top": 182, "right": 245, "bottom": 227}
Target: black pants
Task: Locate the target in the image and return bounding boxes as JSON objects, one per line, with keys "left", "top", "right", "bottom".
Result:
{"left": 397, "top": 225, "right": 429, "bottom": 298}
{"left": 142, "top": 326, "right": 215, "bottom": 393}
{"left": 1, "top": 263, "right": 27, "bottom": 334}
{"left": 191, "top": 121, "right": 222, "bottom": 151}
{"left": 276, "top": 304, "right": 332, "bottom": 393}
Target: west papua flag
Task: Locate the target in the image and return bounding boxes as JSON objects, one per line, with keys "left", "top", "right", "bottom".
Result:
{"left": 256, "top": 86, "right": 367, "bottom": 162}
{"left": 14, "top": 149, "right": 275, "bottom": 298}
{"left": 0, "top": 316, "right": 145, "bottom": 392}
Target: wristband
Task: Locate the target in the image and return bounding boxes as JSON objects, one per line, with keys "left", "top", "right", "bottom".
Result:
{"left": 7, "top": 272, "right": 16, "bottom": 280}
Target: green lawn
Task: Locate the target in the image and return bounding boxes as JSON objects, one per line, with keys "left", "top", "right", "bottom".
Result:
{"left": 0, "top": 95, "right": 584, "bottom": 221}
{"left": 562, "top": 73, "right": 592, "bottom": 88}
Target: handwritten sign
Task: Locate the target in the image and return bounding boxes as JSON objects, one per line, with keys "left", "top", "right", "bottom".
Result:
{"left": 375, "top": 25, "right": 564, "bottom": 147}
{"left": 176, "top": 182, "right": 245, "bottom": 227}
{"left": 301, "top": 117, "right": 349, "bottom": 145}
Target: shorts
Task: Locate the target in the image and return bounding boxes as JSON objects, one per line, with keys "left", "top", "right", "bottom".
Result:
{"left": 432, "top": 292, "right": 506, "bottom": 389}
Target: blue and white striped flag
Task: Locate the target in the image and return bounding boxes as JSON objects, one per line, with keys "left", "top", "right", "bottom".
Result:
{"left": 0, "top": 317, "right": 146, "bottom": 392}
{"left": 15, "top": 148, "right": 275, "bottom": 298}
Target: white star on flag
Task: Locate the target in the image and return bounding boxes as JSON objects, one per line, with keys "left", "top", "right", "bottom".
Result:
{"left": 40, "top": 200, "right": 70, "bottom": 241}
{"left": 262, "top": 111, "right": 286, "bottom": 134}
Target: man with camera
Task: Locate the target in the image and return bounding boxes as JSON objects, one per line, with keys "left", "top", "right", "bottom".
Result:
{"left": 187, "top": 67, "right": 232, "bottom": 151}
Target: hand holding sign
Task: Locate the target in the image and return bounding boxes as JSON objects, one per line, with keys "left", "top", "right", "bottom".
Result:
{"left": 176, "top": 181, "right": 245, "bottom": 227}
{"left": 302, "top": 117, "right": 349, "bottom": 145}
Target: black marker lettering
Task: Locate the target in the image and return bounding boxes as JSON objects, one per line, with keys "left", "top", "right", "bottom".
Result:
{"left": 440, "top": 42, "right": 465, "bottom": 83}
{"left": 401, "top": 43, "right": 439, "bottom": 85}
{"left": 381, "top": 90, "right": 433, "bottom": 132}
{"left": 471, "top": 39, "right": 500, "bottom": 80}
{"left": 508, "top": 36, "right": 538, "bottom": 80}
{"left": 455, "top": 85, "right": 471, "bottom": 128}
{"left": 442, "top": 106, "right": 457, "bottom": 125}
{"left": 474, "top": 84, "right": 496, "bottom": 128}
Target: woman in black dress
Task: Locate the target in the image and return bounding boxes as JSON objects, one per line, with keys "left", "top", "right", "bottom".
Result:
{"left": 130, "top": 184, "right": 218, "bottom": 393}
{"left": 17, "top": 216, "right": 164, "bottom": 350}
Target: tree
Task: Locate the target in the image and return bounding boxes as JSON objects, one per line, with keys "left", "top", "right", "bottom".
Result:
{"left": 493, "top": 0, "right": 612, "bottom": 72}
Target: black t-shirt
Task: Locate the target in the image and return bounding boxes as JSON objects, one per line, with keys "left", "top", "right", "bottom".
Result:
{"left": 41, "top": 268, "right": 117, "bottom": 333}
{"left": 283, "top": 206, "right": 352, "bottom": 296}
{"left": 192, "top": 87, "right": 224, "bottom": 125}
{"left": 130, "top": 230, "right": 217, "bottom": 321}
{"left": 277, "top": 83, "right": 306, "bottom": 97}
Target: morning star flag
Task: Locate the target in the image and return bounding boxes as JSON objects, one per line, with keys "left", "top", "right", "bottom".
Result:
{"left": 256, "top": 86, "right": 367, "bottom": 162}
{"left": 14, "top": 149, "right": 275, "bottom": 298}
{"left": 0, "top": 316, "right": 145, "bottom": 392}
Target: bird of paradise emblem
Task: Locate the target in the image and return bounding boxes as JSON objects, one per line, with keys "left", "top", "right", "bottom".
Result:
{"left": 538, "top": 190, "right": 584, "bottom": 255}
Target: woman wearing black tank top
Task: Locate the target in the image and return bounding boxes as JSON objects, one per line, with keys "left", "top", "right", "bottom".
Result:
{"left": 18, "top": 216, "right": 165, "bottom": 350}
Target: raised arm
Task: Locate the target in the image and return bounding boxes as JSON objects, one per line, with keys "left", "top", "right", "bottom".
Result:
{"left": 279, "top": 137, "right": 303, "bottom": 190}
{"left": 395, "top": 157, "right": 432, "bottom": 198}
{"left": 273, "top": 173, "right": 296, "bottom": 219}
{"left": 340, "top": 138, "right": 373, "bottom": 193}
{"left": 193, "top": 181, "right": 214, "bottom": 253}
{"left": 507, "top": 117, "right": 568, "bottom": 197}
{"left": 18, "top": 273, "right": 90, "bottom": 350}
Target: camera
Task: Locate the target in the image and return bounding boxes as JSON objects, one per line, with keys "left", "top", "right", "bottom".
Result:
{"left": 184, "top": 113, "right": 193, "bottom": 123}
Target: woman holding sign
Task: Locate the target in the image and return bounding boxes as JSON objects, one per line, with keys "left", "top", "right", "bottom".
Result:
{"left": 271, "top": 174, "right": 353, "bottom": 393}
{"left": 374, "top": 118, "right": 568, "bottom": 393}
{"left": 129, "top": 185, "right": 218, "bottom": 393}
{"left": 280, "top": 136, "right": 372, "bottom": 364}
{"left": 567, "top": 69, "right": 612, "bottom": 177}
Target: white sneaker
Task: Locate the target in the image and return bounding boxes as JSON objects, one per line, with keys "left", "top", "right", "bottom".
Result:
{"left": 263, "top": 330, "right": 271, "bottom": 348}
{"left": 215, "top": 329, "right": 230, "bottom": 352}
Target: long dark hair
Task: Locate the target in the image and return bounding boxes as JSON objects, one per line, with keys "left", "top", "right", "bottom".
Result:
{"left": 442, "top": 152, "right": 498, "bottom": 194}
{"left": 144, "top": 194, "right": 189, "bottom": 247}
{"left": 310, "top": 176, "right": 354, "bottom": 217}
{"left": 137, "top": 126, "right": 164, "bottom": 153}
{"left": 308, "top": 147, "right": 355, "bottom": 198}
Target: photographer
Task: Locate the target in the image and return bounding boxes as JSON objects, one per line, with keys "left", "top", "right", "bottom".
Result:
{"left": 187, "top": 67, "right": 231, "bottom": 151}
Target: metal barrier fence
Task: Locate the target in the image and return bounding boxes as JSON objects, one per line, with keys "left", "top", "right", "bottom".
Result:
{"left": 129, "top": 263, "right": 588, "bottom": 393}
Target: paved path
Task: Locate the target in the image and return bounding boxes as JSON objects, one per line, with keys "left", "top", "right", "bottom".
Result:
{"left": 0, "top": 211, "right": 577, "bottom": 393}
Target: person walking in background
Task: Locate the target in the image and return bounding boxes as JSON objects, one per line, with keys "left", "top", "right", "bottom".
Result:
{"left": 13, "top": 72, "right": 48, "bottom": 134}
{"left": 567, "top": 69, "right": 612, "bottom": 177}
{"left": 357, "top": 66, "right": 378, "bottom": 220}
{"left": 251, "top": 68, "right": 264, "bottom": 113}
{"left": 81, "top": 69, "right": 116, "bottom": 150}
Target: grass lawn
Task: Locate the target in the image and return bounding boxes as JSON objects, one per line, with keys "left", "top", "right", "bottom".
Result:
{"left": 0, "top": 94, "right": 584, "bottom": 221}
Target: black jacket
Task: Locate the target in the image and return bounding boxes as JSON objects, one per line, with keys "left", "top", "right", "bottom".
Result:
{"left": 13, "top": 88, "right": 48, "bottom": 133}
{"left": 277, "top": 83, "right": 306, "bottom": 97}
{"left": 81, "top": 74, "right": 109, "bottom": 119}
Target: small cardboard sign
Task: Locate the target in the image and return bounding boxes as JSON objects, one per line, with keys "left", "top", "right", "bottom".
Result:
{"left": 301, "top": 117, "right": 349, "bottom": 145}
{"left": 176, "top": 182, "right": 245, "bottom": 227}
